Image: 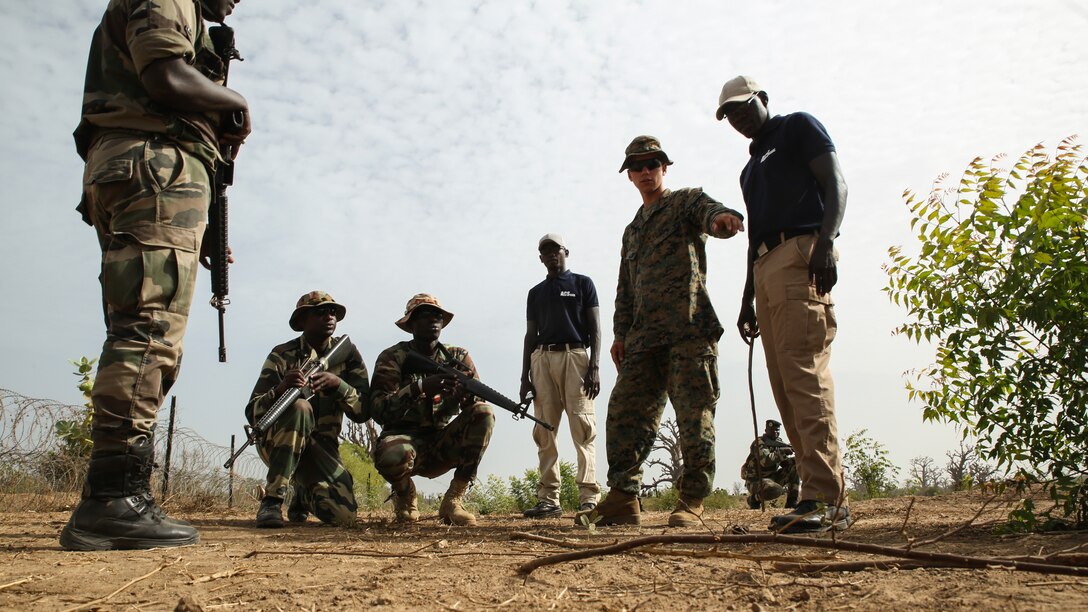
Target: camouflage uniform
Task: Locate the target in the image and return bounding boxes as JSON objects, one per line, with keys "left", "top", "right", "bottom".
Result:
{"left": 246, "top": 335, "right": 370, "bottom": 525}
{"left": 608, "top": 187, "right": 743, "bottom": 499}
{"left": 741, "top": 437, "right": 800, "bottom": 503}
{"left": 76, "top": 0, "right": 226, "bottom": 455}
{"left": 370, "top": 342, "right": 495, "bottom": 485}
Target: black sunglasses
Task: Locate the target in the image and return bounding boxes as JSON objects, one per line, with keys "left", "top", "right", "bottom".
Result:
{"left": 627, "top": 158, "right": 663, "bottom": 172}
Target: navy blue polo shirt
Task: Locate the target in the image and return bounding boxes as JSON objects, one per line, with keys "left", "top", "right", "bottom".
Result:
{"left": 526, "top": 270, "right": 599, "bottom": 345}
{"left": 739, "top": 112, "right": 836, "bottom": 246}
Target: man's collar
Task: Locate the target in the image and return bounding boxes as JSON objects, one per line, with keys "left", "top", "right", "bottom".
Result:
{"left": 749, "top": 115, "right": 784, "bottom": 154}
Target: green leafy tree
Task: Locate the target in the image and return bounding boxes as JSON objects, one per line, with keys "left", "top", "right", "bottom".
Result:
{"left": 843, "top": 429, "right": 899, "bottom": 499}
{"left": 507, "top": 461, "right": 580, "bottom": 511}
{"left": 885, "top": 138, "right": 1088, "bottom": 528}
{"left": 464, "top": 474, "right": 516, "bottom": 515}
{"left": 339, "top": 442, "right": 388, "bottom": 511}
{"left": 55, "top": 357, "right": 96, "bottom": 457}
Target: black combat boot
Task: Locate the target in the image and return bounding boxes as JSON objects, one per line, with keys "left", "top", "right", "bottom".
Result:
{"left": 59, "top": 440, "right": 199, "bottom": 551}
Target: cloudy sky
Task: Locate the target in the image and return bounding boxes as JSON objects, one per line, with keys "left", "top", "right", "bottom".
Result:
{"left": 2, "top": 1, "right": 1086, "bottom": 495}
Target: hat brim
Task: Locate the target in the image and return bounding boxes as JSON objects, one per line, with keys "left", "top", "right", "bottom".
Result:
{"left": 716, "top": 93, "right": 758, "bottom": 121}
{"left": 618, "top": 152, "right": 674, "bottom": 173}
{"left": 289, "top": 303, "right": 346, "bottom": 332}
{"left": 395, "top": 307, "right": 454, "bottom": 333}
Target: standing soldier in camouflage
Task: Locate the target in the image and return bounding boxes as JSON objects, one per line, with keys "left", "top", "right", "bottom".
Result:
{"left": 370, "top": 294, "right": 496, "bottom": 526}
{"left": 246, "top": 292, "right": 370, "bottom": 528}
{"left": 741, "top": 419, "right": 800, "bottom": 509}
{"left": 519, "top": 233, "right": 602, "bottom": 519}
{"left": 60, "top": 0, "right": 250, "bottom": 551}
{"left": 576, "top": 136, "right": 745, "bottom": 528}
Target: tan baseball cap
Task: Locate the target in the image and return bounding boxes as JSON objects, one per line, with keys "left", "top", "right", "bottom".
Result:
{"left": 716, "top": 75, "right": 762, "bottom": 121}
{"left": 618, "top": 135, "right": 674, "bottom": 172}
{"left": 538, "top": 233, "right": 567, "bottom": 250}
{"left": 395, "top": 293, "right": 454, "bottom": 333}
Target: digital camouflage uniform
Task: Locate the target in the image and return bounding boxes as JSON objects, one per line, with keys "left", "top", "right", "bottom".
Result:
{"left": 370, "top": 342, "right": 495, "bottom": 485}
{"left": 76, "top": 0, "right": 226, "bottom": 454}
{"left": 246, "top": 335, "right": 370, "bottom": 525}
{"left": 741, "top": 437, "right": 800, "bottom": 503}
{"left": 608, "top": 188, "right": 744, "bottom": 499}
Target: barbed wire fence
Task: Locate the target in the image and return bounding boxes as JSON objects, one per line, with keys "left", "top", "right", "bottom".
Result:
{"left": 0, "top": 388, "right": 265, "bottom": 513}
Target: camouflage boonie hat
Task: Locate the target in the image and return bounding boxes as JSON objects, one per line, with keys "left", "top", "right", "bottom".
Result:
{"left": 289, "top": 291, "right": 347, "bottom": 332}
{"left": 395, "top": 293, "right": 454, "bottom": 333}
{"left": 618, "top": 135, "right": 674, "bottom": 172}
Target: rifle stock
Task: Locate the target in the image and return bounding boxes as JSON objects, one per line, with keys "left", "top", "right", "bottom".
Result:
{"left": 404, "top": 349, "right": 555, "bottom": 431}
{"left": 223, "top": 336, "right": 354, "bottom": 469}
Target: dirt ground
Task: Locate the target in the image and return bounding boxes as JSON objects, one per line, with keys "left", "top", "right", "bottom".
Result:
{"left": 0, "top": 492, "right": 1085, "bottom": 611}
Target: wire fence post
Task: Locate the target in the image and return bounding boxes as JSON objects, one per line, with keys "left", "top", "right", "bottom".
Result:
{"left": 228, "top": 434, "right": 235, "bottom": 509}
{"left": 161, "top": 395, "right": 177, "bottom": 500}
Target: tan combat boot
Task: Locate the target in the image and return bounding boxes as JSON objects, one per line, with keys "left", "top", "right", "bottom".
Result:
{"left": 574, "top": 489, "right": 640, "bottom": 526}
{"left": 439, "top": 478, "right": 477, "bottom": 526}
{"left": 392, "top": 479, "right": 419, "bottom": 523}
{"left": 668, "top": 495, "right": 704, "bottom": 528}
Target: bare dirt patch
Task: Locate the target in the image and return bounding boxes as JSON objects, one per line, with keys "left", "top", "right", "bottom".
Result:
{"left": 1, "top": 492, "right": 1085, "bottom": 610}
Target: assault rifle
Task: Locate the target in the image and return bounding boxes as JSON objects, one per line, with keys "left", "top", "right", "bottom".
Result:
{"left": 223, "top": 335, "right": 354, "bottom": 469}
{"left": 207, "top": 24, "right": 245, "bottom": 362}
{"left": 403, "top": 347, "right": 555, "bottom": 431}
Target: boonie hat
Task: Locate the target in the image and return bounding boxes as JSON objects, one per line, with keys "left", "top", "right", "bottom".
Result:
{"left": 716, "top": 75, "right": 763, "bottom": 121}
{"left": 395, "top": 293, "right": 455, "bottom": 333}
{"left": 538, "top": 233, "right": 567, "bottom": 251}
{"left": 618, "top": 135, "right": 674, "bottom": 172}
{"left": 289, "top": 291, "right": 346, "bottom": 332}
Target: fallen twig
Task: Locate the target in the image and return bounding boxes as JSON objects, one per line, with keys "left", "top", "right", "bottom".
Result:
{"left": 0, "top": 577, "right": 31, "bottom": 591}
{"left": 515, "top": 533, "right": 1088, "bottom": 577}
{"left": 243, "top": 549, "right": 423, "bottom": 559}
{"left": 510, "top": 532, "right": 615, "bottom": 549}
{"left": 60, "top": 557, "right": 180, "bottom": 612}
{"left": 904, "top": 492, "right": 1001, "bottom": 550}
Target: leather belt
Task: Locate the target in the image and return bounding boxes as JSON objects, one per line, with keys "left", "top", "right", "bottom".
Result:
{"left": 755, "top": 228, "right": 818, "bottom": 258}
{"left": 538, "top": 343, "right": 585, "bottom": 351}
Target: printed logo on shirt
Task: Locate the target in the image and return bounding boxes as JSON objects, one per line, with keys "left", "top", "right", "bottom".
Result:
{"left": 760, "top": 148, "right": 777, "bottom": 163}
{"left": 560, "top": 290, "right": 577, "bottom": 298}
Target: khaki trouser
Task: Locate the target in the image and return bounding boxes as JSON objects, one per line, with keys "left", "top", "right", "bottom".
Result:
{"left": 83, "top": 134, "right": 210, "bottom": 454}
{"left": 530, "top": 347, "right": 600, "bottom": 506}
{"left": 753, "top": 233, "right": 845, "bottom": 504}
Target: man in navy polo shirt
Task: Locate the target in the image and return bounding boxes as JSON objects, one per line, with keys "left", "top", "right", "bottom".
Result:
{"left": 716, "top": 75, "right": 850, "bottom": 533}
{"left": 519, "top": 234, "right": 602, "bottom": 519}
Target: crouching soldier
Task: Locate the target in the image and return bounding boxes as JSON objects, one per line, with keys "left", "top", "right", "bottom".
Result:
{"left": 245, "top": 291, "right": 371, "bottom": 528}
{"left": 742, "top": 419, "right": 800, "bottom": 508}
{"left": 370, "top": 294, "right": 496, "bottom": 526}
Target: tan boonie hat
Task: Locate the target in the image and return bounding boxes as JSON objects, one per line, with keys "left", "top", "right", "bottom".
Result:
{"left": 395, "top": 293, "right": 454, "bottom": 333}
{"left": 538, "top": 233, "right": 567, "bottom": 250}
{"left": 716, "top": 75, "right": 762, "bottom": 121}
{"left": 618, "top": 135, "right": 674, "bottom": 172}
{"left": 289, "top": 291, "right": 347, "bottom": 332}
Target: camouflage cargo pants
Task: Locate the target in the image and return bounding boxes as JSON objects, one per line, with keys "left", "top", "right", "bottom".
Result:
{"left": 373, "top": 403, "right": 495, "bottom": 484}
{"left": 605, "top": 339, "right": 719, "bottom": 499}
{"left": 82, "top": 133, "right": 209, "bottom": 454}
{"left": 254, "top": 398, "right": 357, "bottom": 525}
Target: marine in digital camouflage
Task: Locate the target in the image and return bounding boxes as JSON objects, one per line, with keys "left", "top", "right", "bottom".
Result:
{"left": 614, "top": 187, "right": 742, "bottom": 351}
{"left": 75, "top": 0, "right": 224, "bottom": 167}
{"left": 247, "top": 334, "right": 370, "bottom": 525}
{"left": 370, "top": 341, "right": 495, "bottom": 485}
{"left": 605, "top": 140, "right": 745, "bottom": 501}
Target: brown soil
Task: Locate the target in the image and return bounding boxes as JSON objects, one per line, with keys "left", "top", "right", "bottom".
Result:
{"left": 0, "top": 492, "right": 1085, "bottom": 611}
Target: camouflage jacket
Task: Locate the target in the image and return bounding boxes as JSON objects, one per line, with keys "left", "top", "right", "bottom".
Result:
{"left": 741, "top": 438, "right": 797, "bottom": 483}
{"left": 74, "top": 0, "right": 225, "bottom": 167}
{"left": 615, "top": 188, "right": 743, "bottom": 351}
{"left": 246, "top": 335, "right": 371, "bottom": 438}
{"left": 370, "top": 341, "right": 479, "bottom": 436}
